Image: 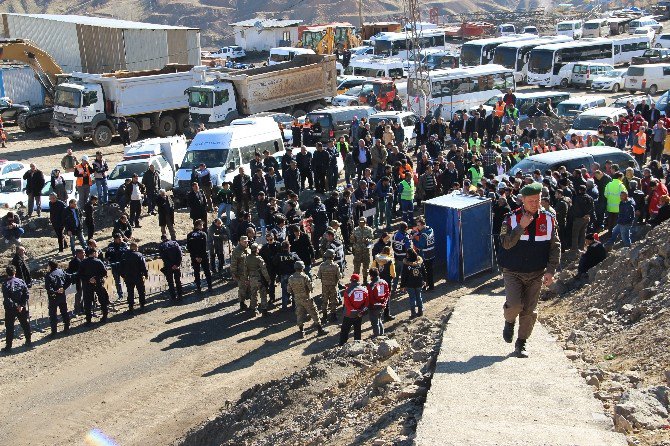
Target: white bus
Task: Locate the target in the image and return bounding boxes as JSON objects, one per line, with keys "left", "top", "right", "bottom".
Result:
{"left": 372, "top": 29, "right": 447, "bottom": 60}
{"left": 407, "top": 64, "right": 515, "bottom": 118}
{"left": 459, "top": 34, "right": 538, "bottom": 66}
{"left": 611, "top": 35, "right": 651, "bottom": 65}
{"left": 527, "top": 38, "right": 613, "bottom": 87}
{"left": 492, "top": 36, "right": 572, "bottom": 82}
{"left": 343, "top": 56, "right": 407, "bottom": 78}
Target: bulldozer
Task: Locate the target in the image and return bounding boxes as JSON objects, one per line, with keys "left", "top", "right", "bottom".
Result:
{"left": 298, "top": 24, "right": 361, "bottom": 55}
{"left": 0, "top": 39, "right": 65, "bottom": 131}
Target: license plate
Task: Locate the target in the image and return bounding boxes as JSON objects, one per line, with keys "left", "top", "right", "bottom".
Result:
{"left": 630, "top": 79, "right": 637, "bottom": 83}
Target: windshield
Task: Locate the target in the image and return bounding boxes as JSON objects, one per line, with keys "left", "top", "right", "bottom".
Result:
{"left": 601, "top": 70, "right": 623, "bottom": 78}
{"left": 0, "top": 179, "right": 22, "bottom": 193}
{"left": 269, "top": 53, "right": 290, "bottom": 63}
{"left": 642, "top": 50, "right": 659, "bottom": 57}
{"left": 571, "top": 115, "right": 606, "bottom": 130}
{"left": 55, "top": 89, "right": 81, "bottom": 108}
{"left": 557, "top": 23, "right": 575, "bottom": 31}
{"left": 508, "top": 158, "right": 549, "bottom": 175}
{"left": 584, "top": 22, "right": 600, "bottom": 29}
{"left": 343, "top": 86, "right": 363, "bottom": 97}
{"left": 627, "top": 66, "right": 645, "bottom": 76}
{"left": 188, "top": 90, "right": 213, "bottom": 108}
{"left": 556, "top": 103, "right": 581, "bottom": 116}
{"left": 108, "top": 162, "right": 149, "bottom": 181}
{"left": 528, "top": 49, "right": 554, "bottom": 74}
{"left": 493, "top": 47, "right": 519, "bottom": 70}
{"left": 305, "top": 113, "right": 333, "bottom": 128}
{"left": 180, "top": 149, "right": 229, "bottom": 170}
{"left": 374, "top": 40, "right": 394, "bottom": 57}
{"left": 484, "top": 96, "right": 502, "bottom": 106}
{"left": 460, "top": 44, "right": 482, "bottom": 66}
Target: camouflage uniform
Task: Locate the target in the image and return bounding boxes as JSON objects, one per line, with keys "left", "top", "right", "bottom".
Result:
{"left": 287, "top": 270, "right": 322, "bottom": 333}
{"left": 351, "top": 224, "right": 374, "bottom": 283}
{"left": 317, "top": 252, "right": 343, "bottom": 321}
{"left": 244, "top": 250, "right": 271, "bottom": 311}
{"left": 319, "top": 226, "right": 343, "bottom": 256}
{"left": 230, "top": 242, "right": 250, "bottom": 304}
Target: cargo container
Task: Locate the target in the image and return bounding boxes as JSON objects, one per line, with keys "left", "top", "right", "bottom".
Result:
{"left": 0, "top": 14, "right": 200, "bottom": 73}
{"left": 0, "top": 64, "right": 45, "bottom": 106}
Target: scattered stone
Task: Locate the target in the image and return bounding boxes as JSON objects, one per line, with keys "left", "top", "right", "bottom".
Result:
{"left": 372, "top": 439, "right": 386, "bottom": 446}
{"left": 586, "top": 376, "right": 601, "bottom": 388}
{"left": 614, "top": 414, "right": 633, "bottom": 433}
{"left": 615, "top": 386, "right": 670, "bottom": 429}
{"left": 342, "top": 340, "right": 371, "bottom": 357}
{"left": 373, "top": 366, "right": 401, "bottom": 388}
{"left": 594, "top": 391, "right": 615, "bottom": 401}
{"left": 376, "top": 339, "right": 401, "bottom": 359}
{"left": 565, "top": 351, "right": 581, "bottom": 360}
{"left": 665, "top": 370, "right": 670, "bottom": 386}
{"left": 411, "top": 350, "right": 430, "bottom": 363}
{"left": 397, "top": 385, "right": 428, "bottom": 399}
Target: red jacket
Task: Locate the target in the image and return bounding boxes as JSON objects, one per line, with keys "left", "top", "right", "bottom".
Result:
{"left": 649, "top": 183, "right": 668, "bottom": 215}
{"left": 367, "top": 279, "right": 390, "bottom": 308}
{"left": 617, "top": 119, "right": 630, "bottom": 135}
{"left": 630, "top": 115, "right": 646, "bottom": 133}
{"left": 343, "top": 283, "right": 369, "bottom": 317}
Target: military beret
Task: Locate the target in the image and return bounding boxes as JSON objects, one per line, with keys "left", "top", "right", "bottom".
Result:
{"left": 520, "top": 182, "right": 543, "bottom": 196}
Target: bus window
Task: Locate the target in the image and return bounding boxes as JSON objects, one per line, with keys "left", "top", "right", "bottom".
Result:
{"left": 452, "top": 77, "right": 473, "bottom": 94}
{"left": 389, "top": 68, "right": 404, "bottom": 78}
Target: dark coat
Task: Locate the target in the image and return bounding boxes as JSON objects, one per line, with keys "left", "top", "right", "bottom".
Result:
{"left": 11, "top": 254, "right": 31, "bottom": 286}
{"left": 23, "top": 169, "right": 45, "bottom": 195}
{"left": 121, "top": 250, "right": 148, "bottom": 283}
{"left": 186, "top": 230, "right": 208, "bottom": 258}
{"left": 232, "top": 173, "right": 251, "bottom": 199}
{"left": 156, "top": 194, "right": 175, "bottom": 226}
{"left": 124, "top": 181, "right": 146, "bottom": 201}
{"left": 63, "top": 206, "right": 83, "bottom": 233}
{"left": 186, "top": 189, "right": 208, "bottom": 221}
{"left": 290, "top": 232, "right": 315, "bottom": 264}
{"left": 284, "top": 167, "right": 301, "bottom": 193}
{"left": 49, "top": 199, "right": 67, "bottom": 228}
{"left": 141, "top": 169, "right": 160, "bottom": 193}
{"left": 311, "top": 149, "right": 330, "bottom": 173}
{"left": 159, "top": 240, "right": 182, "bottom": 269}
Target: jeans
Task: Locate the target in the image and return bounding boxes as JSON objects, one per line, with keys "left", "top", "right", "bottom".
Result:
{"left": 2, "top": 227, "right": 24, "bottom": 241}
{"left": 280, "top": 274, "right": 291, "bottom": 308}
{"left": 111, "top": 267, "right": 124, "bottom": 298}
{"left": 217, "top": 202, "right": 232, "bottom": 224}
{"left": 95, "top": 178, "right": 108, "bottom": 203}
{"left": 27, "top": 193, "right": 41, "bottom": 217}
{"left": 69, "top": 229, "right": 86, "bottom": 254}
{"left": 617, "top": 133, "right": 628, "bottom": 150}
{"left": 400, "top": 199, "right": 414, "bottom": 226}
{"left": 370, "top": 305, "right": 385, "bottom": 336}
{"left": 374, "top": 199, "right": 392, "bottom": 230}
{"left": 607, "top": 223, "right": 632, "bottom": 247}
{"left": 129, "top": 200, "right": 142, "bottom": 226}
{"left": 77, "top": 185, "right": 90, "bottom": 209}
{"left": 259, "top": 218, "right": 266, "bottom": 239}
{"left": 407, "top": 287, "right": 423, "bottom": 316}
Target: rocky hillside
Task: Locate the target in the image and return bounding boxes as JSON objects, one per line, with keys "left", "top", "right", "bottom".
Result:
{"left": 0, "top": 0, "right": 516, "bottom": 47}
{"left": 540, "top": 221, "right": 670, "bottom": 445}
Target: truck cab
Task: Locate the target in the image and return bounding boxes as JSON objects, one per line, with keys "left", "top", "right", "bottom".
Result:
{"left": 358, "top": 80, "right": 399, "bottom": 110}
{"left": 53, "top": 82, "right": 107, "bottom": 142}
{"left": 186, "top": 84, "right": 238, "bottom": 129}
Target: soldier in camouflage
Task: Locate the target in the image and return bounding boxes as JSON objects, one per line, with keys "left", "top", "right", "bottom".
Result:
{"left": 350, "top": 217, "right": 374, "bottom": 283}
{"left": 317, "top": 249, "right": 342, "bottom": 324}
{"left": 244, "top": 243, "right": 272, "bottom": 316}
{"left": 287, "top": 261, "right": 327, "bottom": 337}
{"left": 230, "top": 235, "right": 251, "bottom": 310}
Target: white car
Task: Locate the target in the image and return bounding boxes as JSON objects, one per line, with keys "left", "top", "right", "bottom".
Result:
{"left": 522, "top": 26, "right": 539, "bottom": 35}
{"left": 40, "top": 173, "right": 78, "bottom": 212}
{"left": 209, "top": 46, "right": 246, "bottom": 60}
{"left": 589, "top": 68, "right": 627, "bottom": 92}
{"left": 0, "top": 172, "right": 77, "bottom": 211}
{"left": 634, "top": 26, "right": 656, "bottom": 40}
{"left": 332, "top": 85, "right": 364, "bottom": 107}
{"left": 349, "top": 46, "right": 375, "bottom": 60}
{"left": 654, "top": 33, "right": 670, "bottom": 48}
{"left": 368, "top": 110, "right": 418, "bottom": 147}
{"left": 0, "top": 160, "right": 28, "bottom": 181}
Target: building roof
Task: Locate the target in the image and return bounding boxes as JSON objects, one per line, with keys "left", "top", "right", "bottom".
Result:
{"left": 2, "top": 13, "right": 198, "bottom": 30}
{"left": 230, "top": 18, "right": 303, "bottom": 28}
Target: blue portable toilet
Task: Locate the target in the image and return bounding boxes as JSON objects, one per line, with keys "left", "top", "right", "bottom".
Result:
{"left": 424, "top": 193, "right": 493, "bottom": 282}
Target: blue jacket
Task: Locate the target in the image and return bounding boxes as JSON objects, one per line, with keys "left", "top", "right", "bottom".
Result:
{"left": 617, "top": 198, "right": 636, "bottom": 225}
{"left": 3, "top": 277, "right": 29, "bottom": 310}
{"left": 414, "top": 226, "right": 436, "bottom": 260}
{"left": 375, "top": 180, "right": 393, "bottom": 202}
{"left": 159, "top": 240, "right": 183, "bottom": 269}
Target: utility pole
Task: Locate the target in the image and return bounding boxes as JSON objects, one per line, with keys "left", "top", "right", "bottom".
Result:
{"left": 358, "top": 0, "right": 364, "bottom": 29}
{"left": 406, "top": 0, "right": 429, "bottom": 117}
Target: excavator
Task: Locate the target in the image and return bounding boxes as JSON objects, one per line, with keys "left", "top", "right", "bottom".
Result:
{"left": 299, "top": 24, "right": 361, "bottom": 55}
{"left": 0, "top": 39, "right": 64, "bottom": 131}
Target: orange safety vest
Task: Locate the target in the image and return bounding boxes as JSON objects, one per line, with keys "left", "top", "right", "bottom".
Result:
{"left": 632, "top": 132, "right": 646, "bottom": 155}
{"left": 75, "top": 163, "right": 93, "bottom": 187}
{"left": 494, "top": 102, "right": 505, "bottom": 118}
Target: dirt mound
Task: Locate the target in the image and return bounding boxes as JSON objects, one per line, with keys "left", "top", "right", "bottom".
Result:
{"left": 539, "top": 221, "right": 670, "bottom": 445}
{"left": 178, "top": 313, "right": 450, "bottom": 446}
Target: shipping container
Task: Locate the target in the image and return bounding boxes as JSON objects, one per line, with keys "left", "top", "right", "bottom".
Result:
{"left": 0, "top": 65, "right": 46, "bottom": 106}
{"left": 0, "top": 14, "right": 200, "bottom": 74}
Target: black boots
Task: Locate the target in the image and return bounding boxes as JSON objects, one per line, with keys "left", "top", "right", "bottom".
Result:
{"left": 321, "top": 311, "right": 328, "bottom": 325}
{"left": 514, "top": 338, "right": 527, "bottom": 358}
{"left": 316, "top": 326, "right": 328, "bottom": 336}
{"left": 503, "top": 321, "right": 515, "bottom": 344}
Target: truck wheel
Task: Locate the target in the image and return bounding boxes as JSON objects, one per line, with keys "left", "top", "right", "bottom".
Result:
{"left": 176, "top": 112, "right": 190, "bottom": 134}
{"left": 128, "top": 121, "right": 140, "bottom": 142}
{"left": 560, "top": 78, "right": 569, "bottom": 88}
{"left": 648, "top": 84, "right": 658, "bottom": 95}
{"left": 618, "top": 25, "right": 624, "bottom": 34}
{"left": 25, "top": 116, "right": 39, "bottom": 130}
{"left": 93, "top": 125, "right": 113, "bottom": 147}
{"left": 292, "top": 109, "right": 306, "bottom": 118}
{"left": 155, "top": 115, "right": 177, "bottom": 137}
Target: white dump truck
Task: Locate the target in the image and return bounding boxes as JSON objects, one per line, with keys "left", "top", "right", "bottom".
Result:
{"left": 51, "top": 65, "right": 207, "bottom": 147}
{"left": 186, "top": 54, "right": 337, "bottom": 129}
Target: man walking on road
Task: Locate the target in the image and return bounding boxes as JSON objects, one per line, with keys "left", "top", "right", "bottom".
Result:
{"left": 287, "top": 261, "right": 327, "bottom": 338}
{"left": 2, "top": 265, "right": 31, "bottom": 352}
{"left": 498, "top": 183, "right": 561, "bottom": 358}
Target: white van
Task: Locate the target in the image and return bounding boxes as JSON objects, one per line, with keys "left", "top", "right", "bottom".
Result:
{"left": 268, "top": 47, "right": 316, "bottom": 65}
{"left": 571, "top": 63, "right": 615, "bottom": 88}
{"left": 497, "top": 24, "right": 517, "bottom": 36}
{"left": 629, "top": 16, "right": 663, "bottom": 34}
{"left": 625, "top": 63, "right": 670, "bottom": 94}
{"left": 368, "top": 110, "right": 418, "bottom": 146}
{"left": 172, "top": 117, "right": 283, "bottom": 204}
{"left": 556, "top": 20, "right": 583, "bottom": 39}
{"left": 583, "top": 19, "right": 610, "bottom": 38}
{"left": 568, "top": 107, "right": 628, "bottom": 137}
{"left": 556, "top": 95, "right": 607, "bottom": 118}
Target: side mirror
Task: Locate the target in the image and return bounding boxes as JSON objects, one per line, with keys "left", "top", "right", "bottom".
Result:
{"left": 174, "top": 164, "right": 179, "bottom": 170}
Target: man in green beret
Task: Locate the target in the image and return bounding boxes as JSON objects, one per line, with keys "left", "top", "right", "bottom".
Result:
{"left": 497, "top": 182, "right": 561, "bottom": 357}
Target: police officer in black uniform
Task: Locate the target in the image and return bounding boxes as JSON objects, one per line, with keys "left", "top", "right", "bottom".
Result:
{"left": 122, "top": 242, "right": 149, "bottom": 313}
{"left": 260, "top": 231, "right": 281, "bottom": 305}
{"left": 2, "top": 265, "right": 31, "bottom": 352}
{"left": 106, "top": 233, "right": 129, "bottom": 301}
{"left": 273, "top": 240, "right": 302, "bottom": 310}
{"left": 187, "top": 219, "right": 212, "bottom": 293}
{"left": 305, "top": 196, "right": 329, "bottom": 252}
{"left": 79, "top": 247, "right": 109, "bottom": 325}
{"left": 159, "top": 235, "right": 183, "bottom": 302}
{"left": 415, "top": 217, "right": 436, "bottom": 291}
{"left": 67, "top": 248, "right": 85, "bottom": 314}
{"left": 44, "top": 260, "right": 71, "bottom": 337}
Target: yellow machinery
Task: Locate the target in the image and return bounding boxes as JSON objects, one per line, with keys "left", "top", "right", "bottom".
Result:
{"left": 299, "top": 24, "right": 361, "bottom": 54}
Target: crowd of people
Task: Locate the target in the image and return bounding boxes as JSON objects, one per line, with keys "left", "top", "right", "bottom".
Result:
{"left": 3, "top": 87, "right": 670, "bottom": 353}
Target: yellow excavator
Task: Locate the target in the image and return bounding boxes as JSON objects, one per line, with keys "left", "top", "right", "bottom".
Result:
{"left": 0, "top": 38, "right": 64, "bottom": 131}
{"left": 299, "top": 25, "right": 361, "bottom": 55}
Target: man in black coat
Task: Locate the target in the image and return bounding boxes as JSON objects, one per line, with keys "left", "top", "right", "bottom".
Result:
{"left": 578, "top": 234, "right": 607, "bottom": 275}
{"left": 284, "top": 160, "right": 301, "bottom": 194}
{"left": 63, "top": 199, "right": 86, "bottom": 255}
{"left": 121, "top": 242, "right": 148, "bottom": 312}
{"left": 2, "top": 265, "right": 31, "bottom": 352}
{"left": 289, "top": 225, "right": 315, "bottom": 277}
{"left": 187, "top": 219, "right": 212, "bottom": 293}
{"left": 79, "top": 247, "right": 109, "bottom": 325}
{"left": 280, "top": 147, "right": 295, "bottom": 179}
{"left": 44, "top": 259, "right": 71, "bottom": 336}
{"left": 250, "top": 168, "right": 267, "bottom": 199}
{"left": 159, "top": 235, "right": 183, "bottom": 301}
{"left": 295, "top": 146, "right": 313, "bottom": 190}
{"left": 141, "top": 164, "right": 161, "bottom": 215}
{"left": 311, "top": 143, "right": 330, "bottom": 193}
{"left": 232, "top": 167, "right": 251, "bottom": 214}
{"left": 305, "top": 196, "right": 329, "bottom": 251}
{"left": 11, "top": 245, "right": 32, "bottom": 288}
{"left": 67, "top": 248, "right": 85, "bottom": 314}
{"left": 48, "top": 193, "right": 68, "bottom": 252}
{"left": 187, "top": 182, "right": 208, "bottom": 229}
{"left": 105, "top": 233, "right": 129, "bottom": 301}
{"left": 157, "top": 189, "right": 177, "bottom": 240}
{"left": 23, "top": 163, "right": 46, "bottom": 218}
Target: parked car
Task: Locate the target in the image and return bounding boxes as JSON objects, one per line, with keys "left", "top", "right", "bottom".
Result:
{"left": 0, "top": 160, "right": 28, "bottom": 180}
{"left": 556, "top": 96, "right": 607, "bottom": 118}
{"left": 655, "top": 33, "right": 670, "bottom": 48}
{"left": 40, "top": 173, "right": 77, "bottom": 212}
{"left": 335, "top": 76, "right": 369, "bottom": 95}
{"left": 612, "top": 94, "right": 653, "bottom": 110}
{"left": 633, "top": 26, "right": 656, "bottom": 40}
{"left": 508, "top": 146, "right": 637, "bottom": 176}
{"left": 571, "top": 63, "right": 615, "bottom": 88}
{"left": 522, "top": 26, "right": 539, "bottom": 35}
{"left": 629, "top": 16, "right": 663, "bottom": 34}
{"left": 590, "top": 68, "right": 627, "bottom": 92}
{"left": 209, "top": 46, "right": 246, "bottom": 60}
{"left": 0, "top": 97, "right": 29, "bottom": 123}
{"left": 349, "top": 46, "right": 375, "bottom": 60}
{"left": 250, "top": 111, "right": 296, "bottom": 144}
{"left": 368, "top": 110, "right": 418, "bottom": 146}
{"left": 631, "top": 48, "right": 670, "bottom": 64}
{"left": 332, "top": 86, "right": 364, "bottom": 107}
{"left": 567, "top": 107, "right": 628, "bottom": 137}
{"left": 625, "top": 63, "right": 670, "bottom": 94}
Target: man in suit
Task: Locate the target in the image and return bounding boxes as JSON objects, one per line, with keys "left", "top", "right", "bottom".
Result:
{"left": 539, "top": 122, "right": 554, "bottom": 142}
{"left": 485, "top": 155, "right": 508, "bottom": 177}
{"left": 466, "top": 111, "right": 485, "bottom": 140}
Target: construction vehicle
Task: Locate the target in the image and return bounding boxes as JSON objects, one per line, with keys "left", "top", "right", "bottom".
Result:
{"left": 298, "top": 23, "right": 361, "bottom": 54}
{"left": 357, "top": 79, "right": 401, "bottom": 110}
{"left": 186, "top": 54, "right": 336, "bottom": 128}
{"left": 0, "top": 39, "right": 63, "bottom": 131}
{"left": 443, "top": 22, "right": 496, "bottom": 39}
{"left": 51, "top": 65, "right": 206, "bottom": 147}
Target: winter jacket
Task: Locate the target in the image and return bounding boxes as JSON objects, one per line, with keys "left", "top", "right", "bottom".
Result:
{"left": 343, "top": 283, "right": 369, "bottom": 317}
{"left": 367, "top": 279, "right": 390, "bottom": 308}
{"left": 400, "top": 257, "right": 425, "bottom": 289}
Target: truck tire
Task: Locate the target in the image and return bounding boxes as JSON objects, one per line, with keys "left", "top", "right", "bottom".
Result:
{"left": 292, "top": 109, "right": 306, "bottom": 118}
{"left": 128, "top": 120, "right": 140, "bottom": 142}
{"left": 93, "top": 125, "right": 113, "bottom": 147}
{"left": 618, "top": 25, "right": 624, "bottom": 34}
{"left": 176, "top": 112, "right": 190, "bottom": 134}
{"left": 155, "top": 115, "right": 177, "bottom": 137}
